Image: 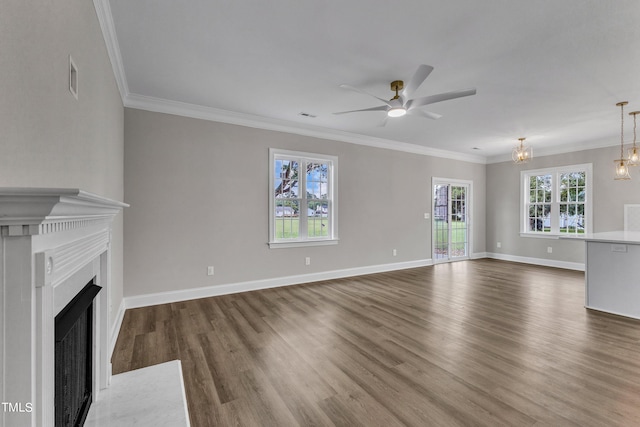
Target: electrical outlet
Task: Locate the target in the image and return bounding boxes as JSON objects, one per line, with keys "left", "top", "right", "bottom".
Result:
{"left": 547, "top": 246, "right": 553, "bottom": 254}
{"left": 393, "top": 249, "right": 397, "bottom": 256}
{"left": 305, "top": 257, "right": 311, "bottom": 266}
{"left": 424, "top": 213, "right": 430, "bottom": 219}
{"left": 207, "top": 266, "right": 214, "bottom": 276}
{"left": 497, "top": 242, "right": 501, "bottom": 248}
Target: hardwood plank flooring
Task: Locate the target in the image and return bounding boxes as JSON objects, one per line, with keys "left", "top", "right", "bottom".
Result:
{"left": 112, "top": 259, "right": 640, "bottom": 426}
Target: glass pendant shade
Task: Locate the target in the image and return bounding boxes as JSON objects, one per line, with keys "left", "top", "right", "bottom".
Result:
{"left": 628, "top": 146, "right": 640, "bottom": 166}
{"left": 512, "top": 138, "right": 532, "bottom": 163}
{"left": 614, "top": 159, "right": 631, "bottom": 180}
{"left": 614, "top": 102, "right": 630, "bottom": 180}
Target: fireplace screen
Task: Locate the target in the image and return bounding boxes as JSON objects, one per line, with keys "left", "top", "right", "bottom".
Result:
{"left": 54, "top": 280, "right": 101, "bottom": 427}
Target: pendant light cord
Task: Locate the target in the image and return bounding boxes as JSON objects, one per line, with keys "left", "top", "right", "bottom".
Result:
{"left": 633, "top": 112, "right": 637, "bottom": 150}
{"left": 621, "top": 102, "right": 625, "bottom": 159}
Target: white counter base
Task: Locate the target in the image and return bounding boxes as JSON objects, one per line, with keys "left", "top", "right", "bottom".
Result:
{"left": 585, "top": 232, "right": 640, "bottom": 320}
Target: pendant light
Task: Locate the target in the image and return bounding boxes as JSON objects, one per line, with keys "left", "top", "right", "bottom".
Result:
{"left": 512, "top": 137, "right": 532, "bottom": 164}
{"left": 614, "top": 101, "right": 631, "bottom": 180}
{"left": 628, "top": 111, "right": 640, "bottom": 166}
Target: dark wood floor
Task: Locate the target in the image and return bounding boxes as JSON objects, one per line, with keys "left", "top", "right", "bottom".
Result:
{"left": 112, "top": 259, "right": 640, "bottom": 426}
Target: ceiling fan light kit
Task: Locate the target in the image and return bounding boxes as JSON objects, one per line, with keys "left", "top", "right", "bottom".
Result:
{"left": 387, "top": 80, "right": 407, "bottom": 117}
{"left": 334, "top": 64, "right": 476, "bottom": 123}
{"left": 387, "top": 108, "right": 407, "bottom": 118}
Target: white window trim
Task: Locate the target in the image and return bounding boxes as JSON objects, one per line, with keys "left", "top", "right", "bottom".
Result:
{"left": 520, "top": 163, "right": 593, "bottom": 239}
{"left": 268, "top": 148, "right": 339, "bottom": 248}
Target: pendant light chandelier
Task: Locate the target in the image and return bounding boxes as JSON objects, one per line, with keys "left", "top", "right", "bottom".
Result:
{"left": 512, "top": 137, "right": 532, "bottom": 164}
{"left": 614, "top": 101, "right": 631, "bottom": 180}
{"left": 628, "top": 110, "right": 640, "bottom": 166}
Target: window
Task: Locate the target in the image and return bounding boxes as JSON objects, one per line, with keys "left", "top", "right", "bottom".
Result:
{"left": 269, "top": 149, "right": 338, "bottom": 248}
{"left": 521, "top": 163, "right": 592, "bottom": 237}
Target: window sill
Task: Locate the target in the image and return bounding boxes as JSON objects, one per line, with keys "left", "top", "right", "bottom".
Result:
{"left": 268, "top": 239, "right": 339, "bottom": 249}
{"left": 519, "top": 233, "right": 560, "bottom": 239}
{"left": 520, "top": 232, "right": 587, "bottom": 240}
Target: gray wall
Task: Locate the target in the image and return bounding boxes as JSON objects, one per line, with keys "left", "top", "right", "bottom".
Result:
{"left": 486, "top": 145, "right": 639, "bottom": 264}
{"left": 1, "top": 1, "right": 125, "bottom": 324}
{"left": 123, "top": 108, "right": 486, "bottom": 297}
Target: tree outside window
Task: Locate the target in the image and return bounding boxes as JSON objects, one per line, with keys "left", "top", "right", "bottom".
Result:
{"left": 269, "top": 149, "right": 338, "bottom": 248}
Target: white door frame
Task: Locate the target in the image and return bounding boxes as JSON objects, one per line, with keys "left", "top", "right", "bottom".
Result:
{"left": 432, "top": 177, "right": 473, "bottom": 263}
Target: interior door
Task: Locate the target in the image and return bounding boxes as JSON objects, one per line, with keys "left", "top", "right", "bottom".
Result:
{"left": 433, "top": 180, "right": 471, "bottom": 263}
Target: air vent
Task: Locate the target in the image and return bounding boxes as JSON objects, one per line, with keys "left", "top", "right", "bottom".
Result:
{"left": 69, "top": 56, "right": 78, "bottom": 100}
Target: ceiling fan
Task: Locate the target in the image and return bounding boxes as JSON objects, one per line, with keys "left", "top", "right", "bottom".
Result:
{"left": 333, "top": 64, "right": 476, "bottom": 123}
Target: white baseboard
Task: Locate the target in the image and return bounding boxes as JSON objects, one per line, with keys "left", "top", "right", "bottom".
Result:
{"left": 471, "top": 251, "right": 488, "bottom": 259}
{"left": 124, "top": 259, "right": 432, "bottom": 309}
{"left": 486, "top": 252, "right": 584, "bottom": 271}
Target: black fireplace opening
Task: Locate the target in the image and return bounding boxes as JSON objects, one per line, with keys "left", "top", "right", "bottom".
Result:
{"left": 55, "top": 279, "right": 101, "bottom": 427}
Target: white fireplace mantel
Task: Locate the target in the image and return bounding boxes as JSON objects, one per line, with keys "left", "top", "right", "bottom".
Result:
{"left": 0, "top": 187, "right": 127, "bottom": 236}
{"left": 0, "top": 188, "right": 127, "bottom": 427}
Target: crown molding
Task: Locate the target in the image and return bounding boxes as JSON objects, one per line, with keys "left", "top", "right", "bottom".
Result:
{"left": 125, "top": 93, "right": 487, "bottom": 164}
{"left": 93, "top": 0, "right": 130, "bottom": 101}
{"left": 93, "top": 0, "right": 484, "bottom": 164}
{"left": 94, "top": 1, "right": 615, "bottom": 166}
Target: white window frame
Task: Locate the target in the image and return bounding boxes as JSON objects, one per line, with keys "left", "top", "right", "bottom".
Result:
{"left": 520, "top": 163, "right": 593, "bottom": 238}
{"left": 269, "top": 148, "right": 339, "bottom": 248}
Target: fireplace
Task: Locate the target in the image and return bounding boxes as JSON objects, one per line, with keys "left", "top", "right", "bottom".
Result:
{"left": 0, "top": 188, "right": 127, "bottom": 426}
{"left": 55, "top": 280, "right": 101, "bottom": 426}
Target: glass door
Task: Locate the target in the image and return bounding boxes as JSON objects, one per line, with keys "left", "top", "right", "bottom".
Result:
{"left": 433, "top": 180, "right": 471, "bottom": 263}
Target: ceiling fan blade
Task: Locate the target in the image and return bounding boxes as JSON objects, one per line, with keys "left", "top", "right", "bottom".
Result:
{"left": 333, "top": 105, "right": 389, "bottom": 115}
{"left": 408, "top": 109, "right": 442, "bottom": 120}
{"left": 339, "top": 84, "right": 392, "bottom": 106}
{"left": 402, "top": 64, "right": 434, "bottom": 100}
{"left": 407, "top": 88, "right": 477, "bottom": 110}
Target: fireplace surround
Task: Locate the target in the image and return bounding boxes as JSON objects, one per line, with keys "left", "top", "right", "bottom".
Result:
{"left": 0, "top": 188, "right": 126, "bottom": 426}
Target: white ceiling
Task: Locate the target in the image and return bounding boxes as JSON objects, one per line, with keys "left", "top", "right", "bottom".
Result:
{"left": 105, "top": 0, "right": 640, "bottom": 162}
